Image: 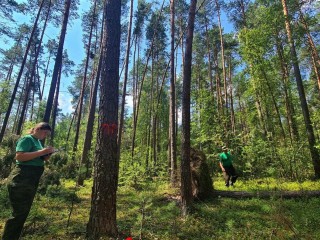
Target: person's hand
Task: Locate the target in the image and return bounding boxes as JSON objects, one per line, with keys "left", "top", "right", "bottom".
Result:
{"left": 41, "top": 146, "right": 55, "bottom": 160}
{"left": 43, "top": 146, "right": 55, "bottom": 155}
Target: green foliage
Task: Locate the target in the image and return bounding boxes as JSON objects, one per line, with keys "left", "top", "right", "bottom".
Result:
{"left": 119, "top": 161, "right": 147, "bottom": 189}
{"left": 0, "top": 185, "right": 10, "bottom": 215}
{"left": 0, "top": 135, "right": 19, "bottom": 178}
{"left": 45, "top": 185, "right": 80, "bottom": 203}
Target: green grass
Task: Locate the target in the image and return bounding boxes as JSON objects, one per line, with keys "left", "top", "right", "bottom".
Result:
{"left": 1, "top": 177, "right": 320, "bottom": 239}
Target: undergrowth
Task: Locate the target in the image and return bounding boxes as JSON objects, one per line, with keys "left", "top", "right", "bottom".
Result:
{"left": 0, "top": 177, "right": 320, "bottom": 239}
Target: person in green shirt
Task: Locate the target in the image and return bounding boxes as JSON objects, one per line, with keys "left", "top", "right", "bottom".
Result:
{"left": 2, "top": 122, "right": 55, "bottom": 240}
{"left": 219, "top": 146, "right": 238, "bottom": 187}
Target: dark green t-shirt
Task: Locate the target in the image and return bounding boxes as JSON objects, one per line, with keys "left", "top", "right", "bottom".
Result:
{"left": 16, "top": 134, "right": 44, "bottom": 166}
{"left": 219, "top": 152, "right": 233, "bottom": 167}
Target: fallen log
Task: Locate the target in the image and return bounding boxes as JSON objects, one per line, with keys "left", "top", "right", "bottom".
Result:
{"left": 213, "top": 190, "right": 320, "bottom": 199}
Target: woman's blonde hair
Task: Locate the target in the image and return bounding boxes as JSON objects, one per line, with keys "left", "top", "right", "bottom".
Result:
{"left": 27, "top": 122, "right": 52, "bottom": 134}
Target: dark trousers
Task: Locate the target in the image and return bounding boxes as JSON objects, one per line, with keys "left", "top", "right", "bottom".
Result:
{"left": 2, "top": 165, "right": 44, "bottom": 240}
{"left": 223, "top": 165, "right": 238, "bottom": 185}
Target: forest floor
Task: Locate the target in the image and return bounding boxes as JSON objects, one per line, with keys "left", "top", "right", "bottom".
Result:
{"left": 1, "top": 177, "right": 320, "bottom": 239}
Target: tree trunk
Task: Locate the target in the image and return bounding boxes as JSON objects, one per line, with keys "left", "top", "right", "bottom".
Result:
{"left": 43, "top": 0, "right": 71, "bottom": 123}
{"left": 281, "top": 0, "right": 320, "bottom": 178}
{"left": 50, "top": 67, "right": 62, "bottom": 144}
{"left": 260, "top": 66, "right": 286, "bottom": 140}
{"left": 204, "top": 14, "right": 213, "bottom": 95}
{"left": 118, "top": 0, "right": 134, "bottom": 155}
{"left": 131, "top": 37, "right": 138, "bottom": 159}
{"left": 78, "top": 46, "right": 102, "bottom": 185}
{"left": 78, "top": 0, "right": 100, "bottom": 186}
{"left": 72, "top": 0, "right": 96, "bottom": 158}
{"left": 275, "top": 33, "right": 298, "bottom": 143}
{"left": 16, "top": 71, "right": 32, "bottom": 135}
{"left": 86, "top": 0, "right": 121, "bottom": 238}
{"left": 215, "top": 0, "right": 227, "bottom": 117}
{"left": 41, "top": 54, "right": 51, "bottom": 101}
{"left": 228, "top": 55, "right": 236, "bottom": 134}
{"left": 298, "top": 8, "right": 320, "bottom": 95}
{"left": 170, "top": 0, "right": 177, "bottom": 186}
{"left": 181, "top": 0, "right": 197, "bottom": 217}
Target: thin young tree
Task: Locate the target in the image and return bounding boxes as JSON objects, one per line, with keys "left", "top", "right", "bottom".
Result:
{"left": 118, "top": 0, "right": 134, "bottom": 154}
{"left": 78, "top": 0, "right": 101, "bottom": 186}
{"left": 170, "top": 0, "right": 178, "bottom": 186}
{"left": 72, "top": 0, "right": 97, "bottom": 160}
{"left": 77, "top": 46, "right": 102, "bottom": 186}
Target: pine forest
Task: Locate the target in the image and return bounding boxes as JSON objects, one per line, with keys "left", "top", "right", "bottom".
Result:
{"left": 0, "top": 0, "right": 320, "bottom": 239}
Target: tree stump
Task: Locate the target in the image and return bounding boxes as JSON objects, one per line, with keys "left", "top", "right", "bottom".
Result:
{"left": 190, "top": 148, "right": 214, "bottom": 200}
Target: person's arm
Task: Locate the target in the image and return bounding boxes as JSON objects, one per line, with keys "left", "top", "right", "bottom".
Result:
{"left": 219, "top": 161, "right": 225, "bottom": 172}
{"left": 15, "top": 146, "right": 55, "bottom": 162}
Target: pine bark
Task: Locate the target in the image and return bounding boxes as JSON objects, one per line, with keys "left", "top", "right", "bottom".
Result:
{"left": 86, "top": 0, "right": 121, "bottom": 238}
{"left": 181, "top": 0, "right": 197, "bottom": 217}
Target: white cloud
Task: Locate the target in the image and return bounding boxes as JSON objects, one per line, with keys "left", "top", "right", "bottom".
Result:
{"left": 58, "top": 93, "right": 74, "bottom": 114}
{"left": 126, "top": 95, "right": 133, "bottom": 108}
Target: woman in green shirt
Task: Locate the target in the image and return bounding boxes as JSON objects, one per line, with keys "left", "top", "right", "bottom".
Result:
{"left": 2, "top": 122, "right": 55, "bottom": 240}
